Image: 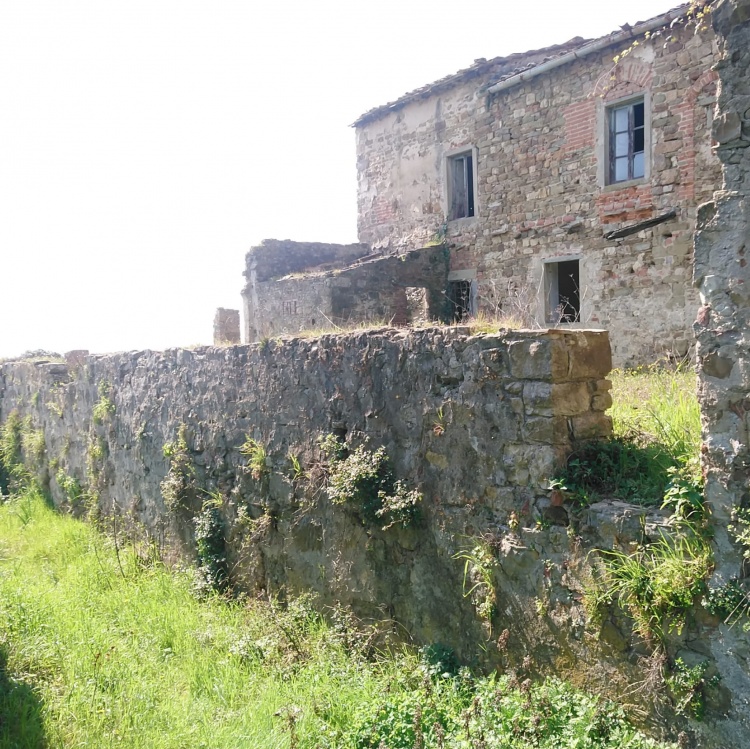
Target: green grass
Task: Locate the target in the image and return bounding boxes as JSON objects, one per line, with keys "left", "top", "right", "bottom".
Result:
{"left": 0, "top": 487, "right": 677, "bottom": 748}
{"left": 609, "top": 366, "right": 701, "bottom": 472}
{"left": 556, "top": 366, "right": 701, "bottom": 506}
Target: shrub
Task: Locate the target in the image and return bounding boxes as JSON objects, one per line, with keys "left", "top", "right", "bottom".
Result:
{"left": 160, "top": 425, "right": 197, "bottom": 513}
{"left": 92, "top": 381, "right": 116, "bottom": 424}
{"left": 194, "top": 494, "right": 229, "bottom": 593}
{"left": 327, "top": 443, "right": 422, "bottom": 530}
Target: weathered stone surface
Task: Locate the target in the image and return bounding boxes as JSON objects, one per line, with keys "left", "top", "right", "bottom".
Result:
{"left": 689, "top": 2, "right": 750, "bottom": 745}
{"left": 242, "top": 241, "right": 450, "bottom": 341}
{"left": 213, "top": 308, "right": 241, "bottom": 345}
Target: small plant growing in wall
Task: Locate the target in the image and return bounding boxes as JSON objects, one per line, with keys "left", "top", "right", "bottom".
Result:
{"left": 665, "top": 658, "right": 719, "bottom": 721}
{"left": 240, "top": 437, "right": 269, "bottom": 482}
{"left": 194, "top": 492, "right": 229, "bottom": 594}
{"left": 730, "top": 505, "right": 750, "bottom": 562}
{"left": 432, "top": 406, "right": 447, "bottom": 437}
{"left": 20, "top": 418, "right": 46, "bottom": 469}
{"left": 453, "top": 543, "right": 498, "bottom": 626}
{"left": 324, "top": 437, "right": 422, "bottom": 530}
{"left": 56, "top": 469, "right": 83, "bottom": 507}
{"left": 287, "top": 451, "right": 305, "bottom": 483}
{"left": 160, "top": 425, "right": 197, "bottom": 513}
{"left": 92, "top": 381, "right": 116, "bottom": 424}
{"left": 702, "top": 579, "right": 750, "bottom": 626}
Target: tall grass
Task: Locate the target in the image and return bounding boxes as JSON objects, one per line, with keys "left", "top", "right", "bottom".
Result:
{"left": 557, "top": 366, "right": 702, "bottom": 506}
{"left": 609, "top": 366, "right": 701, "bottom": 473}
{"left": 0, "top": 487, "right": 677, "bottom": 748}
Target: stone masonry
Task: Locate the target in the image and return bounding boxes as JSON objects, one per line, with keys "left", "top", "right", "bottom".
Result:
{"left": 354, "top": 5, "right": 722, "bottom": 366}
{"left": 213, "top": 308, "right": 241, "bottom": 345}
{"left": 242, "top": 240, "right": 450, "bottom": 340}
{"left": 0, "top": 329, "right": 615, "bottom": 671}
{"left": 691, "top": 0, "right": 750, "bottom": 743}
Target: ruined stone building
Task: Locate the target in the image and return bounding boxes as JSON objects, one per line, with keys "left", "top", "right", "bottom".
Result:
{"left": 242, "top": 3, "right": 722, "bottom": 366}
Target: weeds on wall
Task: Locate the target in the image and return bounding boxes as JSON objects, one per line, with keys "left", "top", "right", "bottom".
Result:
{"left": 240, "top": 437, "right": 269, "bottom": 483}
{"left": 0, "top": 411, "right": 25, "bottom": 493}
{"left": 55, "top": 469, "right": 82, "bottom": 508}
{"left": 324, "top": 438, "right": 422, "bottom": 530}
{"left": 160, "top": 425, "right": 197, "bottom": 513}
{"left": 0, "top": 411, "right": 49, "bottom": 496}
{"left": 453, "top": 543, "right": 498, "bottom": 626}
{"left": 92, "top": 381, "right": 116, "bottom": 424}
{"left": 20, "top": 421, "right": 45, "bottom": 469}
{"left": 730, "top": 506, "right": 750, "bottom": 563}
{"left": 665, "top": 658, "right": 719, "bottom": 721}
{"left": 593, "top": 530, "right": 713, "bottom": 647}
{"left": 702, "top": 579, "right": 750, "bottom": 626}
{"left": 194, "top": 492, "right": 229, "bottom": 594}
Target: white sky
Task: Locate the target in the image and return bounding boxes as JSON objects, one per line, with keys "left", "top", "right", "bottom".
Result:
{"left": 1, "top": 0, "right": 682, "bottom": 357}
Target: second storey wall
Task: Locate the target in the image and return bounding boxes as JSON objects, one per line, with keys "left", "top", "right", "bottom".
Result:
{"left": 355, "top": 23, "right": 722, "bottom": 365}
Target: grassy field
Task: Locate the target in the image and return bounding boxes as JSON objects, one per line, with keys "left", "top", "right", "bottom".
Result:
{"left": 0, "top": 486, "right": 677, "bottom": 749}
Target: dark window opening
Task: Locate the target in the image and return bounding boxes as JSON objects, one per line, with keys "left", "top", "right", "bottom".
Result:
{"left": 608, "top": 99, "right": 645, "bottom": 184}
{"left": 446, "top": 280, "right": 474, "bottom": 322}
{"left": 448, "top": 152, "right": 475, "bottom": 220}
{"left": 545, "top": 260, "right": 580, "bottom": 323}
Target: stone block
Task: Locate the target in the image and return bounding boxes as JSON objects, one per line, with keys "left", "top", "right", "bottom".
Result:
{"left": 561, "top": 331, "right": 612, "bottom": 380}
{"left": 508, "top": 337, "right": 553, "bottom": 380}
{"left": 551, "top": 381, "right": 594, "bottom": 416}
{"left": 522, "top": 415, "right": 569, "bottom": 444}
{"left": 570, "top": 411, "right": 612, "bottom": 441}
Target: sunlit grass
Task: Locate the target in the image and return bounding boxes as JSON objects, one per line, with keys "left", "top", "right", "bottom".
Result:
{"left": 555, "top": 365, "right": 702, "bottom": 506}
{"left": 0, "top": 488, "right": 677, "bottom": 748}
{"left": 609, "top": 366, "right": 701, "bottom": 472}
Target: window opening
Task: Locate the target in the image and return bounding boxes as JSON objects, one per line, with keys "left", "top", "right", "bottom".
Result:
{"left": 448, "top": 152, "right": 475, "bottom": 220}
{"left": 545, "top": 260, "right": 580, "bottom": 323}
{"left": 609, "top": 99, "right": 645, "bottom": 184}
{"left": 446, "top": 280, "right": 475, "bottom": 322}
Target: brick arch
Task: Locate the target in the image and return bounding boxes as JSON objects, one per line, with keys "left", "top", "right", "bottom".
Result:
{"left": 593, "top": 58, "right": 653, "bottom": 99}
{"left": 688, "top": 69, "right": 718, "bottom": 101}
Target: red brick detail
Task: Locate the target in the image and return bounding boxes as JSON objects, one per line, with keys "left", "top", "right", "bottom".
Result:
{"left": 563, "top": 99, "right": 596, "bottom": 152}
{"left": 671, "top": 73, "right": 717, "bottom": 203}
{"left": 596, "top": 184, "right": 654, "bottom": 224}
{"left": 370, "top": 194, "right": 396, "bottom": 226}
{"left": 690, "top": 69, "right": 718, "bottom": 97}
{"left": 603, "top": 81, "right": 643, "bottom": 102}
{"left": 593, "top": 59, "right": 653, "bottom": 99}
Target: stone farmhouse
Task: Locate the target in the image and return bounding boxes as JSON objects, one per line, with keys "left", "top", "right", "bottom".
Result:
{"left": 241, "top": 3, "right": 721, "bottom": 366}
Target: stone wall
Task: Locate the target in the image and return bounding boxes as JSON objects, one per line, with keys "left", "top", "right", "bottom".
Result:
{"left": 213, "top": 308, "right": 241, "bottom": 345}
{"left": 355, "top": 17, "right": 722, "bottom": 366}
{"left": 692, "top": 0, "right": 750, "bottom": 744}
{"left": 0, "top": 329, "right": 613, "bottom": 659}
{"left": 242, "top": 242, "right": 450, "bottom": 339}
{"left": 242, "top": 239, "right": 371, "bottom": 341}
{"left": 4, "top": 325, "right": 748, "bottom": 741}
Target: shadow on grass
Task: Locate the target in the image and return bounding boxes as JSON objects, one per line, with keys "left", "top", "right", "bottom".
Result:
{"left": 0, "top": 645, "right": 47, "bottom": 749}
{"left": 557, "top": 436, "right": 680, "bottom": 507}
